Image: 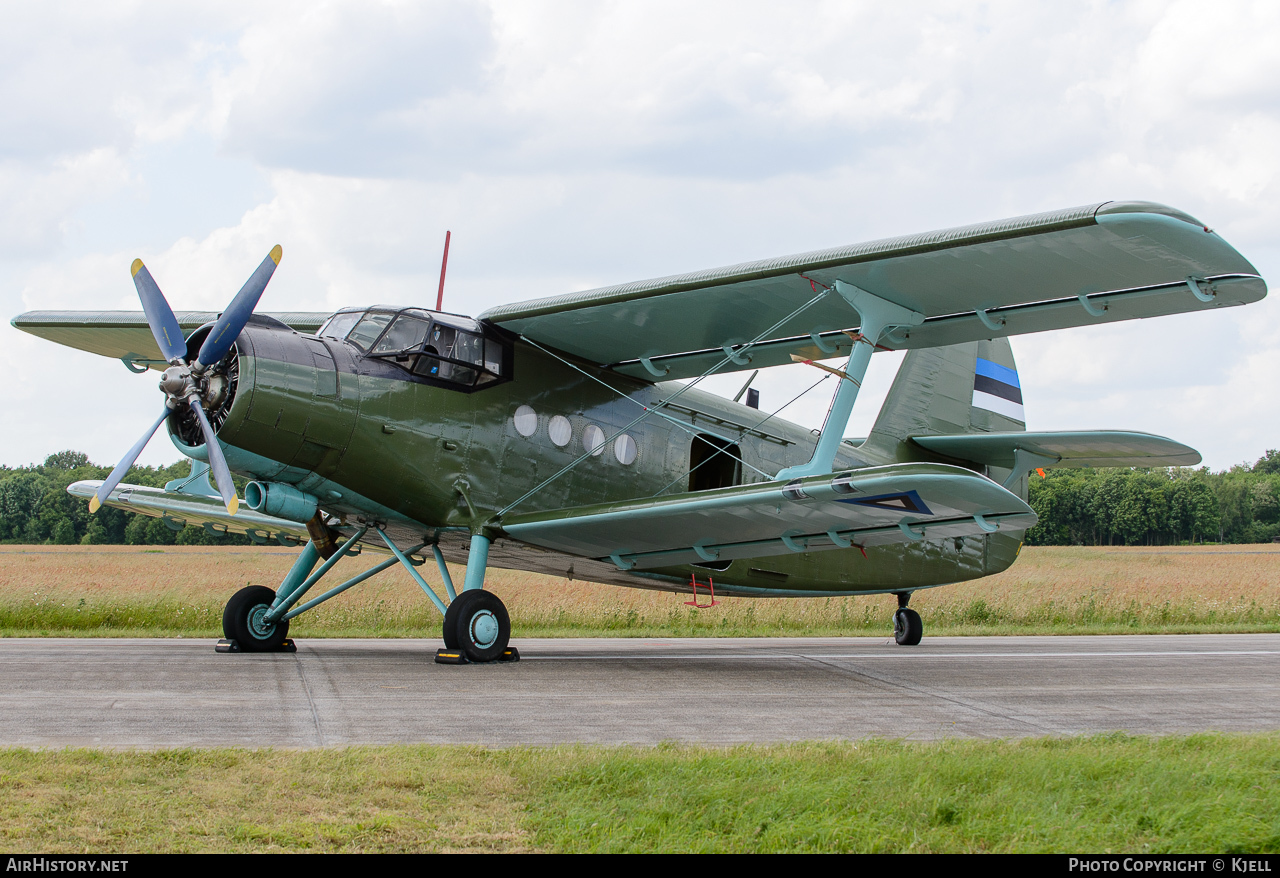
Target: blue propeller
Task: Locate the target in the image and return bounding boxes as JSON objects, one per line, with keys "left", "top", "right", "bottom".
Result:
{"left": 89, "top": 247, "right": 282, "bottom": 516}
{"left": 197, "top": 245, "right": 282, "bottom": 367}
{"left": 131, "top": 260, "right": 186, "bottom": 363}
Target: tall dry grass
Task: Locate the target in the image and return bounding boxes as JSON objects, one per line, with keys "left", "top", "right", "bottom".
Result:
{"left": 0, "top": 544, "right": 1277, "bottom": 636}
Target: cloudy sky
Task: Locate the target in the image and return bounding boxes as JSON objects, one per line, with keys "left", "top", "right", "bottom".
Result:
{"left": 2, "top": 0, "right": 1278, "bottom": 471}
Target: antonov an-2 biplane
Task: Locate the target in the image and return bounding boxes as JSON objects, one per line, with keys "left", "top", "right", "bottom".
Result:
{"left": 12, "top": 201, "right": 1267, "bottom": 661}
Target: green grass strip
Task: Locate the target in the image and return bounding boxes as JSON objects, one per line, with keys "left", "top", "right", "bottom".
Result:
{"left": 1, "top": 596, "right": 1277, "bottom": 638}
{"left": 1, "top": 735, "right": 1277, "bottom": 853}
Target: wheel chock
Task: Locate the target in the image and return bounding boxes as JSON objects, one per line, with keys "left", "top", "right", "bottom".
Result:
{"left": 435, "top": 648, "right": 470, "bottom": 665}
{"left": 216, "top": 638, "right": 296, "bottom": 654}
{"left": 498, "top": 647, "right": 520, "bottom": 663}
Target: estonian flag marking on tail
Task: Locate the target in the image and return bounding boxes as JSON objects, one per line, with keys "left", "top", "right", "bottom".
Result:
{"left": 972, "top": 358, "right": 1024, "bottom": 422}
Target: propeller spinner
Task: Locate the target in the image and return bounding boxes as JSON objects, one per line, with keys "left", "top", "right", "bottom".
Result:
{"left": 89, "top": 246, "right": 283, "bottom": 516}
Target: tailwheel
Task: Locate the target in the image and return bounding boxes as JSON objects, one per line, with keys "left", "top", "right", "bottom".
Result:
{"left": 442, "top": 590, "right": 511, "bottom": 663}
{"left": 223, "top": 585, "right": 290, "bottom": 652}
{"left": 893, "top": 607, "right": 923, "bottom": 646}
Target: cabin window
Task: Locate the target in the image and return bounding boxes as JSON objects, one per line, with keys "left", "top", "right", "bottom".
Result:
{"left": 513, "top": 405, "right": 538, "bottom": 437}
{"left": 689, "top": 434, "right": 741, "bottom": 492}
{"left": 548, "top": 415, "right": 572, "bottom": 447}
{"left": 614, "top": 433, "right": 638, "bottom": 465}
{"left": 583, "top": 424, "right": 606, "bottom": 456}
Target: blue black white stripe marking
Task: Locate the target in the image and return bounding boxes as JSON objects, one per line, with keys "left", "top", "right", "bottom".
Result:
{"left": 972, "top": 357, "right": 1024, "bottom": 422}
{"left": 835, "top": 490, "right": 933, "bottom": 516}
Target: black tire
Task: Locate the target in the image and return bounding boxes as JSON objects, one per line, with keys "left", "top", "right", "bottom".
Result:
{"left": 443, "top": 590, "right": 510, "bottom": 663}
{"left": 442, "top": 596, "right": 462, "bottom": 650}
{"left": 893, "top": 607, "right": 923, "bottom": 646}
{"left": 223, "top": 585, "right": 290, "bottom": 652}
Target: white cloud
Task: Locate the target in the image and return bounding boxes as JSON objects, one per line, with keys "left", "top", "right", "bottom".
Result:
{"left": 3, "top": 1, "right": 1279, "bottom": 472}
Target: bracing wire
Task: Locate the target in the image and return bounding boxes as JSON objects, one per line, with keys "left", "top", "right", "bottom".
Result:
{"left": 497, "top": 287, "right": 831, "bottom": 517}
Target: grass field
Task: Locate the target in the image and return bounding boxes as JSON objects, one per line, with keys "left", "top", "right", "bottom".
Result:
{"left": 2, "top": 546, "right": 1277, "bottom": 854}
{"left": 1, "top": 735, "right": 1277, "bottom": 852}
{"left": 0, "top": 544, "right": 1276, "bottom": 637}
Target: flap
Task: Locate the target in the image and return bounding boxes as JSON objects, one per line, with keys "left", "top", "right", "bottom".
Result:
{"left": 911, "top": 430, "right": 1202, "bottom": 469}
{"left": 12, "top": 311, "right": 330, "bottom": 369}
{"left": 481, "top": 201, "right": 1265, "bottom": 380}
{"left": 501, "top": 463, "right": 1036, "bottom": 570}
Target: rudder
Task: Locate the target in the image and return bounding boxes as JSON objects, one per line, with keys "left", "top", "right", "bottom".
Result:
{"left": 861, "top": 338, "right": 1025, "bottom": 461}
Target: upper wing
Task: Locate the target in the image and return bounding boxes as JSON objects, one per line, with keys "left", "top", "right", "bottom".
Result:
{"left": 911, "top": 430, "right": 1202, "bottom": 469}
{"left": 482, "top": 201, "right": 1266, "bottom": 380}
{"left": 501, "top": 462, "right": 1036, "bottom": 570}
{"left": 12, "top": 311, "right": 329, "bottom": 369}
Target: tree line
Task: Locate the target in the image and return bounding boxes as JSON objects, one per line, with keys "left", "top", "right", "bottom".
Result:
{"left": 1025, "top": 450, "right": 1280, "bottom": 546}
{"left": 0, "top": 451, "right": 252, "bottom": 546}
{"left": 2, "top": 449, "right": 1278, "bottom": 547}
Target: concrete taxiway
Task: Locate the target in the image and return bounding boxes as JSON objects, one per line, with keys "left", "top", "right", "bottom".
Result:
{"left": 0, "top": 634, "right": 1277, "bottom": 747}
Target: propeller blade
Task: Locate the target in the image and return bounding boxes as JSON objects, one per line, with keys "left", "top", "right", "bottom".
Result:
{"left": 196, "top": 245, "right": 282, "bottom": 367}
{"left": 89, "top": 405, "right": 171, "bottom": 514}
{"left": 189, "top": 399, "right": 239, "bottom": 515}
{"left": 131, "top": 259, "right": 187, "bottom": 363}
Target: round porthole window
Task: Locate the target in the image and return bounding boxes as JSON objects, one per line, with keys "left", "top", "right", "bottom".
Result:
{"left": 614, "top": 433, "right": 637, "bottom": 465}
{"left": 583, "top": 424, "right": 605, "bottom": 456}
{"left": 548, "top": 415, "right": 572, "bottom": 447}
{"left": 513, "top": 405, "right": 537, "bottom": 437}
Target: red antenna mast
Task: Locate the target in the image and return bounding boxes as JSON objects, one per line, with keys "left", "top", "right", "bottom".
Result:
{"left": 435, "top": 230, "right": 451, "bottom": 311}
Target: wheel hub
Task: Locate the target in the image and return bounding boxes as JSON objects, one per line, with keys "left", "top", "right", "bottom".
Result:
{"left": 469, "top": 610, "right": 499, "bottom": 648}
{"left": 247, "top": 604, "right": 276, "bottom": 640}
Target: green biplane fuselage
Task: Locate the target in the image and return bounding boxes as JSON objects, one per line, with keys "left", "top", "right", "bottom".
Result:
{"left": 205, "top": 311, "right": 1022, "bottom": 598}
{"left": 13, "top": 199, "right": 1264, "bottom": 657}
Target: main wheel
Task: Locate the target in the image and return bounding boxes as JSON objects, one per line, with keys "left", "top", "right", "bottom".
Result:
{"left": 893, "top": 607, "right": 923, "bottom": 646}
{"left": 442, "top": 590, "right": 510, "bottom": 663}
{"left": 223, "top": 585, "right": 290, "bottom": 652}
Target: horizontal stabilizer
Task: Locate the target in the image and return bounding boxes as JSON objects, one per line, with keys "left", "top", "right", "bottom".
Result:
{"left": 911, "top": 431, "right": 1201, "bottom": 469}
{"left": 501, "top": 463, "right": 1036, "bottom": 570}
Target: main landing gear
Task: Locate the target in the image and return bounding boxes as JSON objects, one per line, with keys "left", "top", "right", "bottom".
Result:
{"left": 442, "top": 589, "right": 511, "bottom": 662}
{"left": 216, "top": 529, "right": 517, "bottom": 665}
{"left": 222, "top": 584, "right": 292, "bottom": 652}
{"left": 891, "top": 592, "right": 922, "bottom": 646}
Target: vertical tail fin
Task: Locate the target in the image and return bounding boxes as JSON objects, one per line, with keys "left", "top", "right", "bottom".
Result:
{"left": 861, "top": 338, "right": 1025, "bottom": 460}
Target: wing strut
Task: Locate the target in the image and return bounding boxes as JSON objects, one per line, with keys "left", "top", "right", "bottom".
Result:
{"left": 1002, "top": 447, "right": 1060, "bottom": 490}
{"left": 776, "top": 281, "right": 924, "bottom": 480}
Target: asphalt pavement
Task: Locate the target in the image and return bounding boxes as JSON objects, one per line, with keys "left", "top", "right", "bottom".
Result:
{"left": 0, "top": 634, "right": 1276, "bottom": 747}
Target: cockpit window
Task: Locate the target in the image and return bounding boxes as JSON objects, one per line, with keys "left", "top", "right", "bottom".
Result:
{"left": 318, "top": 310, "right": 362, "bottom": 341}
{"left": 357, "top": 308, "right": 512, "bottom": 391}
{"left": 346, "top": 312, "right": 395, "bottom": 352}
{"left": 372, "top": 315, "right": 430, "bottom": 355}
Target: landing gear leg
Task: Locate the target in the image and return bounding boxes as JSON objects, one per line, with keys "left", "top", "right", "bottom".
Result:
{"left": 892, "top": 592, "right": 922, "bottom": 646}
{"left": 218, "top": 542, "right": 321, "bottom": 653}
{"left": 436, "top": 533, "right": 518, "bottom": 664}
